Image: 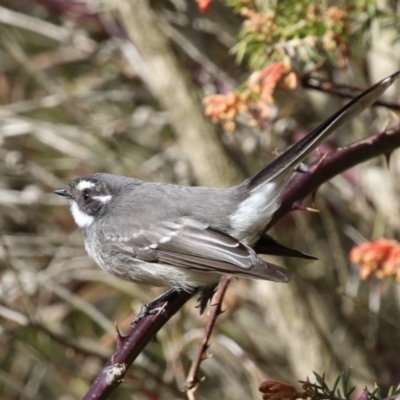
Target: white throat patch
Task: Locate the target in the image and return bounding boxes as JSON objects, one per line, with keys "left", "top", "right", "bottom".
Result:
{"left": 70, "top": 201, "right": 94, "bottom": 228}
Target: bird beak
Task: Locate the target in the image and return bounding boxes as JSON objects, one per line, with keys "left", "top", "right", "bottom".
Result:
{"left": 54, "top": 188, "right": 72, "bottom": 199}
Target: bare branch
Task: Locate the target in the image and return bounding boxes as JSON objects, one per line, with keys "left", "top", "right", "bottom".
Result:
{"left": 302, "top": 75, "right": 400, "bottom": 112}
{"left": 184, "top": 276, "right": 232, "bottom": 398}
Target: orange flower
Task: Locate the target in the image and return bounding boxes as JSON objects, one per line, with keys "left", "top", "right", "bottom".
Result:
{"left": 203, "top": 64, "right": 297, "bottom": 130}
{"left": 380, "top": 246, "right": 400, "bottom": 280}
{"left": 350, "top": 239, "right": 400, "bottom": 281}
{"left": 203, "top": 91, "right": 253, "bottom": 131}
{"left": 203, "top": 92, "right": 248, "bottom": 121}
{"left": 249, "top": 63, "right": 286, "bottom": 102}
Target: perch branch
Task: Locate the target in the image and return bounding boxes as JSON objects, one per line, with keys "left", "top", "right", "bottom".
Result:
{"left": 266, "top": 124, "right": 400, "bottom": 230}
{"left": 82, "top": 289, "right": 195, "bottom": 400}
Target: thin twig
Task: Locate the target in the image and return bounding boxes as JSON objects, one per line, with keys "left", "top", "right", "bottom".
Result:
{"left": 0, "top": 6, "right": 71, "bottom": 42}
{"left": 302, "top": 75, "right": 400, "bottom": 111}
{"left": 184, "top": 276, "right": 232, "bottom": 399}
{"left": 38, "top": 278, "right": 115, "bottom": 334}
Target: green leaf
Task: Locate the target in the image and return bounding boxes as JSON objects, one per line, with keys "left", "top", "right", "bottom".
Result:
{"left": 313, "top": 371, "right": 325, "bottom": 387}
{"left": 332, "top": 374, "right": 341, "bottom": 394}
{"left": 342, "top": 370, "right": 350, "bottom": 397}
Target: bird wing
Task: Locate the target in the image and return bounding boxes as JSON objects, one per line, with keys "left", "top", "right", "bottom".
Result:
{"left": 106, "top": 217, "right": 292, "bottom": 283}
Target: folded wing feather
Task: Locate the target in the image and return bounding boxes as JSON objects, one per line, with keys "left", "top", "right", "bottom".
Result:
{"left": 108, "top": 217, "right": 292, "bottom": 283}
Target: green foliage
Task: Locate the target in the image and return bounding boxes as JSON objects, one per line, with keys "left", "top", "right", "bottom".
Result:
{"left": 302, "top": 371, "right": 355, "bottom": 400}
{"left": 371, "top": 382, "right": 400, "bottom": 400}
{"left": 301, "top": 371, "right": 400, "bottom": 400}
{"left": 229, "top": 0, "right": 399, "bottom": 70}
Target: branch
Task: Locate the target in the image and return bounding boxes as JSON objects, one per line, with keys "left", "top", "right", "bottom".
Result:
{"left": 115, "top": 0, "right": 246, "bottom": 187}
{"left": 82, "top": 290, "right": 195, "bottom": 400}
{"left": 301, "top": 75, "right": 400, "bottom": 112}
{"left": 266, "top": 124, "right": 400, "bottom": 230}
{"left": 184, "top": 276, "right": 232, "bottom": 399}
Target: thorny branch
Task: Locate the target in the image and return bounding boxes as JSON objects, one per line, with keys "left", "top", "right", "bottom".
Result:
{"left": 82, "top": 290, "right": 195, "bottom": 400}
{"left": 184, "top": 276, "right": 232, "bottom": 399}
{"left": 266, "top": 124, "right": 400, "bottom": 230}
{"left": 301, "top": 75, "right": 400, "bottom": 112}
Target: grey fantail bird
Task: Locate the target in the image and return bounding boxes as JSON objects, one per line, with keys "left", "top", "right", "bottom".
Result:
{"left": 55, "top": 72, "right": 399, "bottom": 298}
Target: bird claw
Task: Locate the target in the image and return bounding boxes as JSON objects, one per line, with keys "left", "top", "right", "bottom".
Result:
{"left": 129, "top": 288, "right": 177, "bottom": 327}
{"left": 130, "top": 303, "right": 169, "bottom": 327}
{"left": 196, "top": 285, "right": 217, "bottom": 314}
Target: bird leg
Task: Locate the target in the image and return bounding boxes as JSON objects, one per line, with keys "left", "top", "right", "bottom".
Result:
{"left": 130, "top": 288, "right": 177, "bottom": 327}
{"left": 196, "top": 285, "right": 218, "bottom": 315}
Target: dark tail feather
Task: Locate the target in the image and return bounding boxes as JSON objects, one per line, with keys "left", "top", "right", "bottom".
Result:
{"left": 248, "top": 71, "right": 400, "bottom": 191}
{"left": 253, "top": 233, "right": 317, "bottom": 260}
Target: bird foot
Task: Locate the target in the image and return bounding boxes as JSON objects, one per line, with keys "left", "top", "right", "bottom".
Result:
{"left": 130, "top": 303, "right": 168, "bottom": 327}
{"left": 129, "top": 288, "right": 176, "bottom": 327}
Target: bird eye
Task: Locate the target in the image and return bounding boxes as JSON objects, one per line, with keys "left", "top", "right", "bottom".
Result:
{"left": 82, "top": 189, "right": 90, "bottom": 201}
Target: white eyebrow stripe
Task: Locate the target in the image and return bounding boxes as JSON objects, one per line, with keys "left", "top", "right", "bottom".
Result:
{"left": 92, "top": 194, "right": 112, "bottom": 204}
{"left": 76, "top": 180, "right": 95, "bottom": 191}
{"left": 70, "top": 201, "right": 94, "bottom": 227}
{"left": 93, "top": 195, "right": 112, "bottom": 204}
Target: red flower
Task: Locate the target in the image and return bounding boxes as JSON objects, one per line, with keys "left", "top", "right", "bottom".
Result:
{"left": 196, "top": 0, "right": 213, "bottom": 13}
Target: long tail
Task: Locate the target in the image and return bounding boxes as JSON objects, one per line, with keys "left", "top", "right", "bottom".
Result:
{"left": 248, "top": 71, "right": 400, "bottom": 190}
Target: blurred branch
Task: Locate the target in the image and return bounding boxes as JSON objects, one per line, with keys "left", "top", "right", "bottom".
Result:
{"left": 0, "top": 28, "right": 97, "bottom": 127}
{"left": 114, "top": 0, "right": 246, "bottom": 187}
{"left": 0, "top": 304, "right": 29, "bottom": 326}
{"left": 162, "top": 9, "right": 237, "bottom": 48}
{"left": 158, "top": 15, "right": 236, "bottom": 85}
{"left": 0, "top": 5, "right": 70, "bottom": 41}
{"left": 34, "top": 321, "right": 109, "bottom": 358}
{"left": 0, "top": 5, "right": 96, "bottom": 50}
{"left": 38, "top": 278, "right": 115, "bottom": 334}
{"left": 0, "top": 89, "right": 133, "bottom": 114}
{"left": 302, "top": 75, "right": 400, "bottom": 112}
{"left": 0, "top": 114, "right": 109, "bottom": 160}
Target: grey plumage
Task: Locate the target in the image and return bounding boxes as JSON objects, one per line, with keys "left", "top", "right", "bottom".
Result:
{"left": 69, "top": 176, "right": 288, "bottom": 290}
{"left": 55, "top": 72, "right": 400, "bottom": 292}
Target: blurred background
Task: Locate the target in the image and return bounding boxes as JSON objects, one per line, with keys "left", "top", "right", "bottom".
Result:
{"left": 0, "top": 1, "right": 400, "bottom": 399}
